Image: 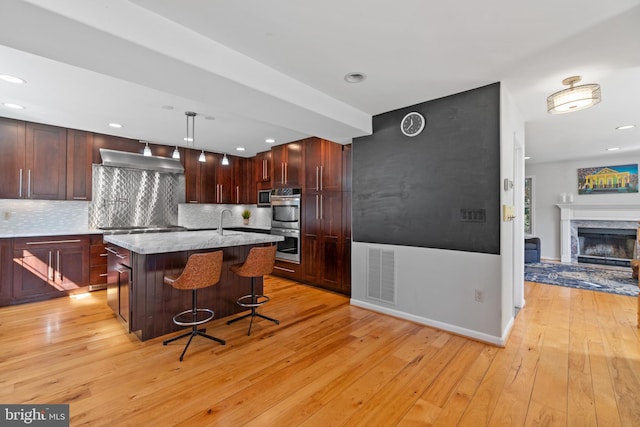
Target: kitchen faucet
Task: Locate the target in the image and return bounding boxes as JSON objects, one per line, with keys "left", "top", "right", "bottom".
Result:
{"left": 219, "top": 209, "right": 232, "bottom": 236}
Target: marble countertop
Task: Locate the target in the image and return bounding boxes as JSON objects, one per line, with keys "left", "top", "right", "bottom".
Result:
{"left": 103, "top": 230, "right": 283, "bottom": 255}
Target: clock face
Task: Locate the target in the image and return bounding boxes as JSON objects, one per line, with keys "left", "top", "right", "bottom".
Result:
{"left": 401, "top": 112, "right": 425, "bottom": 137}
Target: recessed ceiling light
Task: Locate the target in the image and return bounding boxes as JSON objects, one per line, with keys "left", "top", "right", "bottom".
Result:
{"left": 161, "top": 105, "right": 174, "bottom": 110}
{"left": 236, "top": 147, "right": 245, "bottom": 152}
{"left": 607, "top": 147, "right": 620, "bottom": 151}
{"left": 265, "top": 138, "right": 275, "bottom": 144}
{"left": 0, "top": 74, "right": 25, "bottom": 84}
{"left": 616, "top": 124, "right": 635, "bottom": 130}
{"left": 344, "top": 72, "right": 366, "bottom": 84}
{"left": 108, "top": 123, "right": 123, "bottom": 128}
{"left": 3, "top": 102, "right": 24, "bottom": 109}
{"left": 524, "top": 156, "right": 531, "bottom": 160}
{"left": 183, "top": 137, "right": 193, "bottom": 142}
{"left": 204, "top": 116, "right": 216, "bottom": 120}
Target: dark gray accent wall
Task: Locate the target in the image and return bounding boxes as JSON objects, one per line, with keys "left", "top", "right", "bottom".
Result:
{"left": 352, "top": 82, "right": 501, "bottom": 254}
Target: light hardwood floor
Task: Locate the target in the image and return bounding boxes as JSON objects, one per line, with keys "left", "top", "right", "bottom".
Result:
{"left": 1, "top": 276, "right": 639, "bottom": 426}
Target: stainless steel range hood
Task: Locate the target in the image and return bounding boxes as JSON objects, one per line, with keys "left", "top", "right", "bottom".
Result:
{"left": 100, "top": 148, "right": 184, "bottom": 174}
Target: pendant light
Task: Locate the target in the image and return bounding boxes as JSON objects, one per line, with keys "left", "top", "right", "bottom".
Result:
{"left": 547, "top": 76, "right": 601, "bottom": 114}
{"left": 185, "top": 111, "right": 206, "bottom": 163}
{"left": 221, "top": 153, "right": 229, "bottom": 165}
{"left": 172, "top": 146, "right": 180, "bottom": 159}
{"left": 143, "top": 141, "right": 152, "bottom": 156}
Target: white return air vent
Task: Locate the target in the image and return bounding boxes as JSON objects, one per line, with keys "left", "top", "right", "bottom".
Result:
{"left": 367, "top": 247, "right": 396, "bottom": 304}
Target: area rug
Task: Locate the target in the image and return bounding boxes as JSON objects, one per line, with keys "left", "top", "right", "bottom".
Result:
{"left": 524, "top": 262, "right": 639, "bottom": 297}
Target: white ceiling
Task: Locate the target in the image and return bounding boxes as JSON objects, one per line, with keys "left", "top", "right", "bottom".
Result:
{"left": 0, "top": 0, "right": 639, "bottom": 163}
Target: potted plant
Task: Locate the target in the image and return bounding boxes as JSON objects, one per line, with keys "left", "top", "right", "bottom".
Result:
{"left": 241, "top": 209, "right": 251, "bottom": 225}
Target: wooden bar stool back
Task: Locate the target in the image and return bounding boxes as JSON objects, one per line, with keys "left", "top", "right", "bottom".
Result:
{"left": 226, "top": 245, "right": 279, "bottom": 335}
{"left": 162, "top": 250, "right": 225, "bottom": 361}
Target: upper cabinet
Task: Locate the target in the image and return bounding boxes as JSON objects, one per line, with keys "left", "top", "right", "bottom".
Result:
{"left": 66, "top": 129, "right": 93, "bottom": 201}
{"left": 184, "top": 148, "right": 217, "bottom": 204}
{"left": 303, "top": 137, "right": 343, "bottom": 193}
{"left": 254, "top": 150, "right": 272, "bottom": 190}
{"left": 272, "top": 141, "right": 302, "bottom": 189}
{"left": 92, "top": 133, "right": 141, "bottom": 163}
{"left": 0, "top": 118, "right": 67, "bottom": 200}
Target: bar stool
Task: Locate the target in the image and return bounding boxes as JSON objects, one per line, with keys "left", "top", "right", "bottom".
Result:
{"left": 227, "top": 245, "right": 279, "bottom": 335}
{"left": 162, "top": 251, "right": 225, "bottom": 361}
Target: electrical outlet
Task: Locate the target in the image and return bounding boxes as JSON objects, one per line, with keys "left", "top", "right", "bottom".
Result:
{"left": 474, "top": 289, "right": 483, "bottom": 302}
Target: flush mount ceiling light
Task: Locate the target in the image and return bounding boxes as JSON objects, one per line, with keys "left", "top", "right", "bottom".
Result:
{"left": 344, "top": 72, "right": 366, "bottom": 84}
{"left": 221, "top": 153, "right": 229, "bottom": 165}
{"left": 142, "top": 141, "right": 152, "bottom": 156}
{"left": 547, "top": 75, "right": 601, "bottom": 114}
{"left": 0, "top": 74, "right": 26, "bottom": 84}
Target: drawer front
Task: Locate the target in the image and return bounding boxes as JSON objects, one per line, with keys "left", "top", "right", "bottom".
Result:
{"left": 90, "top": 244, "right": 108, "bottom": 265}
{"left": 90, "top": 265, "right": 108, "bottom": 285}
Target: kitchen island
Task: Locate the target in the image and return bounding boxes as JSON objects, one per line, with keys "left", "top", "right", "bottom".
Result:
{"left": 103, "top": 230, "right": 283, "bottom": 341}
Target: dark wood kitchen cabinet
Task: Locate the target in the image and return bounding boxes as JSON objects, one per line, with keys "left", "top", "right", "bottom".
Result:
{"left": 12, "top": 235, "right": 90, "bottom": 303}
{"left": 272, "top": 141, "right": 302, "bottom": 189}
{"left": 215, "top": 153, "right": 234, "bottom": 204}
{"left": 184, "top": 148, "right": 217, "bottom": 203}
{"left": 303, "top": 138, "right": 343, "bottom": 192}
{"left": 230, "top": 156, "right": 254, "bottom": 204}
{"left": 106, "top": 244, "right": 132, "bottom": 330}
{"left": 254, "top": 150, "right": 272, "bottom": 190}
{"left": 0, "top": 239, "right": 12, "bottom": 305}
{"left": 92, "top": 133, "right": 141, "bottom": 163}
{"left": 66, "top": 129, "right": 93, "bottom": 201}
{"left": 89, "top": 234, "right": 108, "bottom": 287}
{"left": 301, "top": 191, "right": 344, "bottom": 292}
{"left": 0, "top": 118, "right": 67, "bottom": 200}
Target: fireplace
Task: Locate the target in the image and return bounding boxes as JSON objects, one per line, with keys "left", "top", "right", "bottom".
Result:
{"left": 577, "top": 227, "right": 636, "bottom": 267}
{"left": 557, "top": 203, "right": 640, "bottom": 263}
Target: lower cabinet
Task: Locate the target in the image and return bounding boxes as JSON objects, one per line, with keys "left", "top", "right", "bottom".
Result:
{"left": 106, "top": 244, "right": 132, "bottom": 331}
{"left": 272, "top": 259, "right": 301, "bottom": 280}
{"left": 0, "top": 239, "right": 12, "bottom": 305}
{"left": 12, "top": 235, "right": 90, "bottom": 303}
{"left": 89, "top": 235, "right": 108, "bottom": 287}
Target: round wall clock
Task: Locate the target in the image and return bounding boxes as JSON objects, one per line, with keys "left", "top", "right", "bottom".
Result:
{"left": 400, "top": 111, "right": 425, "bottom": 137}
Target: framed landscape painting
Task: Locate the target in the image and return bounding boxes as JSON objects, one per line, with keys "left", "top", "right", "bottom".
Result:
{"left": 577, "top": 163, "right": 639, "bottom": 194}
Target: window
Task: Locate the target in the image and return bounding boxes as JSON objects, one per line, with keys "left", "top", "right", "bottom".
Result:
{"left": 524, "top": 176, "right": 534, "bottom": 235}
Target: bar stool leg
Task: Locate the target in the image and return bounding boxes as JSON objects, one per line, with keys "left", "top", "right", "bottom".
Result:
{"left": 227, "top": 277, "right": 279, "bottom": 336}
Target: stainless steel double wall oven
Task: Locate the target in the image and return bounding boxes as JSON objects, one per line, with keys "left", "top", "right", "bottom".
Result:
{"left": 270, "top": 188, "right": 301, "bottom": 263}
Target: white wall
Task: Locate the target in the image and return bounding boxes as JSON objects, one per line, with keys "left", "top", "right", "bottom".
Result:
{"left": 525, "top": 154, "right": 640, "bottom": 260}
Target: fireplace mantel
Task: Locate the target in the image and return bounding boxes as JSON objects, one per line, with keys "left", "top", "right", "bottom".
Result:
{"left": 557, "top": 204, "right": 640, "bottom": 262}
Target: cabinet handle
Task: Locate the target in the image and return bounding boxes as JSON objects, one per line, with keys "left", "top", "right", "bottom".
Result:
{"left": 57, "top": 250, "right": 61, "bottom": 281}
{"left": 73, "top": 197, "right": 88, "bottom": 200}
{"left": 273, "top": 265, "right": 295, "bottom": 273}
{"left": 320, "top": 165, "right": 323, "bottom": 191}
{"left": 99, "top": 273, "right": 108, "bottom": 277}
{"left": 263, "top": 159, "right": 267, "bottom": 180}
{"left": 19, "top": 168, "right": 23, "bottom": 198}
{"left": 105, "top": 247, "right": 127, "bottom": 259}
{"left": 316, "top": 166, "right": 319, "bottom": 191}
{"left": 189, "top": 200, "right": 199, "bottom": 203}
{"left": 48, "top": 250, "right": 53, "bottom": 281}
{"left": 281, "top": 163, "right": 284, "bottom": 185}
{"left": 27, "top": 169, "right": 31, "bottom": 198}
{"left": 236, "top": 186, "right": 239, "bottom": 204}
{"left": 26, "top": 239, "right": 82, "bottom": 245}
{"left": 100, "top": 253, "right": 108, "bottom": 257}
{"left": 285, "top": 162, "right": 288, "bottom": 184}
{"left": 320, "top": 194, "right": 323, "bottom": 220}
{"left": 316, "top": 194, "right": 319, "bottom": 220}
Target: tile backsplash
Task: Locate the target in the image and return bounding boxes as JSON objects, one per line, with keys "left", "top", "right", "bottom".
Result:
{"left": 0, "top": 199, "right": 89, "bottom": 236}
{"left": 178, "top": 204, "right": 271, "bottom": 229}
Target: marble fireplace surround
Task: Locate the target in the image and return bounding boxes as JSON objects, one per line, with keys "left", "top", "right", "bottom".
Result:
{"left": 557, "top": 203, "right": 640, "bottom": 263}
